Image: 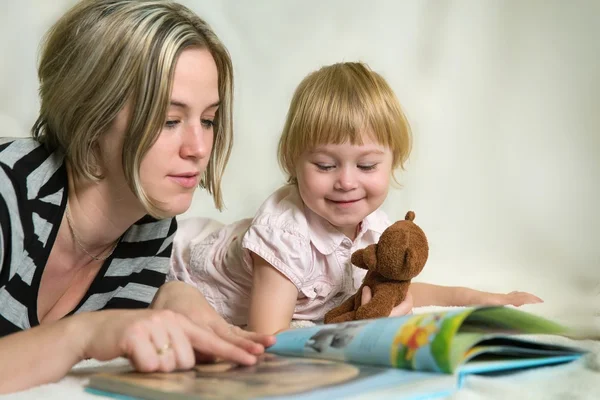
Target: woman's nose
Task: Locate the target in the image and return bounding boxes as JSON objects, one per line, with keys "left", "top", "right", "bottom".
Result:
{"left": 180, "top": 123, "right": 211, "bottom": 160}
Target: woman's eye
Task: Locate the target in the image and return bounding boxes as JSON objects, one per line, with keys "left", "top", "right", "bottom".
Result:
{"left": 358, "top": 164, "right": 377, "bottom": 171}
{"left": 315, "top": 163, "right": 334, "bottom": 171}
{"left": 201, "top": 119, "right": 215, "bottom": 129}
{"left": 165, "top": 120, "right": 180, "bottom": 129}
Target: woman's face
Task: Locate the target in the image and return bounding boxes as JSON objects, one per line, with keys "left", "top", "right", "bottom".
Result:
{"left": 99, "top": 47, "right": 219, "bottom": 216}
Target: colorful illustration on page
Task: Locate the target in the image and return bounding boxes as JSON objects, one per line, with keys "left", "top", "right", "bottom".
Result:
{"left": 390, "top": 312, "right": 450, "bottom": 371}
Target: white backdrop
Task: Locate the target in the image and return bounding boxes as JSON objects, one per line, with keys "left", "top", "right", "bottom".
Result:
{"left": 1, "top": 1, "right": 598, "bottom": 309}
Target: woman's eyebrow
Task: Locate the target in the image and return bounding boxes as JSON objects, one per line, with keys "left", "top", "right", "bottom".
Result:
{"left": 169, "top": 100, "right": 221, "bottom": 110}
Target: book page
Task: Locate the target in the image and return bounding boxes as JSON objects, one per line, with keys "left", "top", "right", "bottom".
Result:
{"left": 269, "top": 306, "right": 584, "bottom": 375}
{"left": 87, "top": 354, "right": 457, "bottom": 400}
{"left": 269, "top": 309, "right": 474, "bottom": 373}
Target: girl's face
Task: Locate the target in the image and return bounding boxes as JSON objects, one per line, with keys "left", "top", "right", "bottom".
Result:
{"left": 295, "top": 134, "right": 393, "bottom": 239}
{"left": 99, "top": 47, "right": 219, "bottom": 216}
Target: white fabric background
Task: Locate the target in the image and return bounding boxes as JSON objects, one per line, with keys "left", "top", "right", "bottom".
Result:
{"left": 1, "top": 1, "right": 598, "bottom": 310}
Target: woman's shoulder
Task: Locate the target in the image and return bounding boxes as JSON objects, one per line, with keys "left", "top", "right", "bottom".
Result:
{"left": 0, "top": 138, "right": 67, "bottom": 282}
{"left": 0, "top": 137, "right": 55, "bottom": 167}
{"left": 123, "top": 215, "right": 178, "bottom": 247}
{"left": 0, "top": 137, "right": 66, "bottom": 209}
{"left": 0, "top": 138, "right": 65, "bottom": 190}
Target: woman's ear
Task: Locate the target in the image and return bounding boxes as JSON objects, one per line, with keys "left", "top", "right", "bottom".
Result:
{"left": 351, "top": 244, "right": 378, "bottom": 270}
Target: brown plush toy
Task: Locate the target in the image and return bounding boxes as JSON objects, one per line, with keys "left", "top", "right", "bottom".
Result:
{"left": 323, "top": 211, "right": 429, "bottom": 324}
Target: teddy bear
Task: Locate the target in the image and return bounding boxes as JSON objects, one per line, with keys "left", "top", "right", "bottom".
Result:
{"left": 323, "top": 211, "right": 429, "bottom": 324}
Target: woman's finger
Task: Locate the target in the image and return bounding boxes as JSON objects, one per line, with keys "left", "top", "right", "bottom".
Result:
{"left": 148, "top": 319, "right": 176, "bottom": 372}
{"left": 234, "top": 329, "right": 276, "bottom": 349}
{"left": 213, "top": 324, "right": 266, "bottom": 355}
{"left": 124, "top": 328, "right": 161, "bottom": 373}
{"left": 165, "top": 317, "right": 196, "bottom": 370}
{"left": 180, "top": 317, "right": 257, "bottom": 366}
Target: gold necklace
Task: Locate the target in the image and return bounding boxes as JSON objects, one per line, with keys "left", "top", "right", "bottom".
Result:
{"left": 64, "top": 204, "right": 119, "bottom": 261}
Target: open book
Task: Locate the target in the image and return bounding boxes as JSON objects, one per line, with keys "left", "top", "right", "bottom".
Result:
{"left": 86, "top": 306, "right": 586, "bottom": 400}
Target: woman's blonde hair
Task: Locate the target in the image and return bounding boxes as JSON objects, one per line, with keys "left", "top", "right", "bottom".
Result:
{"left": 278, "top": 62, "right": 412, "bottom": 184}
{"left": 32, "top": 0, "right": 233, "bottom": 215}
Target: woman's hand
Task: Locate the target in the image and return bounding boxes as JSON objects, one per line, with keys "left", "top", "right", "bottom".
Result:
{"left": 361, "top": 286, "right": 413, "bottom": 317}
{"left": 151, "top": 281, "right": 276, "bottom": 354}
{"left": 0, "top": 306, "right": 267, "bottom": 394}
{"left": 200, "top": 318, "right": 277, "bottom": 361}
{"left": 80, "top": 309, "right": 260, "bottom": 373}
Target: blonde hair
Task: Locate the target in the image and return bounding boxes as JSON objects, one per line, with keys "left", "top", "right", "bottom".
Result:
{"left": 32, "top": 0, "right": 233, "bottom": 215}
{"left": 278, "top": 62, "right": 412, "bottom": 184}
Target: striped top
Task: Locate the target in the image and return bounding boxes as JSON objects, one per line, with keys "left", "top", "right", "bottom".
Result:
{"left": 0, "top": 138, "right": 177, "bottom": 337}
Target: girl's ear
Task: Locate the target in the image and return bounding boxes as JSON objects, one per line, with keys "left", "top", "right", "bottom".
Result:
{"left": 351, "top": 244, "right": 378, "bottom": 270}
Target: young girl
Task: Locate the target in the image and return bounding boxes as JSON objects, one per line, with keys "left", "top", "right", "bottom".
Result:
{"left": 170, "top": 62, "right": 542, "bottom": 334}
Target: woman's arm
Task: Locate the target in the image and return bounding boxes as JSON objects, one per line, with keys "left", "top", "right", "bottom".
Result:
{"left": 410, "top": 282, "right": 543, "bottom": 307}
{"left": 0, "top": 306, "right": 266, "bottom": 394}
{"left": 0, "top": 314, "right": 85, "bottom": 393}
{"left": 247, "top": 253, "right": 299, "bottom": 335}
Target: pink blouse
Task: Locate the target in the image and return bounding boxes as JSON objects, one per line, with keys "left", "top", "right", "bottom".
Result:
{"left": 169, "top": 185, "right": 391, "bottom": 326}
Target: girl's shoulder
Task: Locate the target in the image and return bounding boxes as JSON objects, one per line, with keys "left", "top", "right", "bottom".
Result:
{"left": 249, "top": 185, "right": 311, "bottom": 240}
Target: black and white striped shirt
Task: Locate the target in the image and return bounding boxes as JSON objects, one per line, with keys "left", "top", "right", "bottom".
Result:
{"left": 0, "top": 138, "right": 177, "bottom": 337}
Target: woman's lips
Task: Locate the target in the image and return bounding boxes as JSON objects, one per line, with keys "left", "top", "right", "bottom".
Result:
{"left": 168, "top": 174, "right": 199, "bottom": 188}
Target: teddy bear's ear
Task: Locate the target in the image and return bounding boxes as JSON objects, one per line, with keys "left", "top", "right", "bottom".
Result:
{"left": 405, "top": 211, "right": 415, "bottom": 221}
{"left": 351, "top": 244, "right": 377, "bottom": 270}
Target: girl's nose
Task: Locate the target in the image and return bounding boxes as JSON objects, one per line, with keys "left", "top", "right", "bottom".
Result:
{"left": 334, "top": 167, "right": 358, "bottom": 191}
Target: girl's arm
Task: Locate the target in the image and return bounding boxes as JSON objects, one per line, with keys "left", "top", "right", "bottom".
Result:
{"left": 410, "top": 282, "right": 543, "bottom": 307}
{"left": 247, "top": 253, "right": 299, "bottom": 335}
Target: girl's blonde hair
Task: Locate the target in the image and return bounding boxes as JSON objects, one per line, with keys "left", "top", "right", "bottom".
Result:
{"left": 32, "top": 0, "right": 233, "bottom": 215}
{"left": 278, "top": 62, "right": 412, "bottom": 184}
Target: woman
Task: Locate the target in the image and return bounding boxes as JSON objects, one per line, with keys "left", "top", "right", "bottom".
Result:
{"left": 0, "top": 0, "right": 273, "bottom": 393}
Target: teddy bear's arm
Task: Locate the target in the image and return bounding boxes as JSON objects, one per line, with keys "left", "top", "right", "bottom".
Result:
{"left": 355, "top": 281, "right": 410, "bottom": 320}
{"left": 324, "top": 294, "right": 357, "bottom": 323}
{"left": 326, "top": 310, "right": 357, "bottom": 324}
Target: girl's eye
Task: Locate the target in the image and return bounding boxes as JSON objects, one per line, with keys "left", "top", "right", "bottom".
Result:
{"left": 165, "top": 120, "right": 181, "bottom": 129}
{"left": 358, "top": 164, "right": 377, "bottom": 171}
{"left": 314, "top": 163, "right": 334, "bottom": 171}
{"left": 201, "top": 119, "right": 215, "bottom": 129}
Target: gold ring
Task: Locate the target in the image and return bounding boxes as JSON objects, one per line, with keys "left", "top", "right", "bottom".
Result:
{"left": 156, "top": 342, "right": 171, "bottom": 356}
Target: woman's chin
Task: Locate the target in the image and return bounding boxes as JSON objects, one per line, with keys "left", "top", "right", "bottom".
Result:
{"left": 155, "top": 196, "right": 194, "bottom": 218}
